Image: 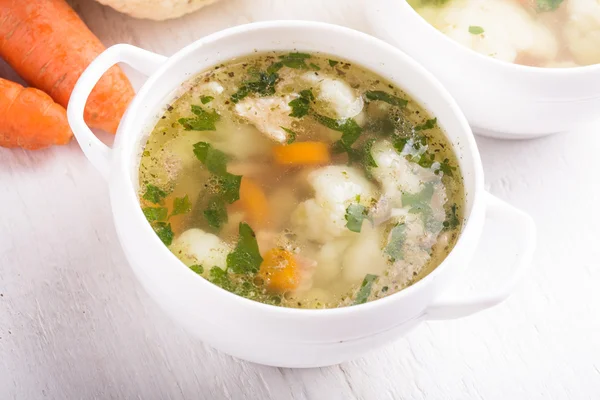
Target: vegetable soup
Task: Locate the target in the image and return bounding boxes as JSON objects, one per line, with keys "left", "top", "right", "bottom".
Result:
{"left": 408, "top": 0, "right": 600, "bottom": 67}
{"left": 138, "top": 52, "right": 465, "bottom": 309}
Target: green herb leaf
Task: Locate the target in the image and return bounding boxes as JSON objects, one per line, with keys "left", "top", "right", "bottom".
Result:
{"left": 143, "top": 206, "right": 168, "bottom": 222}
{"left": 314, "top": 114, "right": 362, "bottom": 147}
{"left": 414, "top": 118, "right": 437, "bottom": 131}
{"left": 266, "top": 62, "right": 284, "bottom": 75}
{"left": 212, "top": 173, "right": 242, "bottom": 203}
{"left": 190, "top": 264, "right": 204, "bottom": 275}
{"left": 288, "top": 89, "right": 314, "bottom": 118}
{"left": 393, "top": 137, "right": 410, "bottom": 153}
{"left": 438, "top": 158, "right": 455, "bottom": 177}
{"left": 143, "top": 184, "right": 168, "bottom": 204}
{"left": 345, "top": 204, "right": 370, "bottom": 233}
{"left": 443, "top": 203, "right": 460, "bottom": 230}
{"left": 227, "top": 222, "right": 263, "bottom": 275}
{"left": 402, "top": 183, "right": 435, "bottom": 212}
{"left": 354, "top": 274, "right": 378, "bottom": 305}
{"left": 468, "top": 25, "right": 485, "bottom": 35}
{"left": 231, "top": 71, "right": 279, "bottom": 103}
{"left": 328, "top": 59, "right": 339, "bottom": 67}
{"left": 200, "top": 96, "right": 214, "bottom": 104}
{"left": 208, "top": 266, "right": 232, "bottom": 289}
{"left": 178, "top": 105, "right": 220, "bottom": 131}
{"left": 193, "top": 142, "right": 228, "bottom": 174}
{"left": 171, "top": 195, "right": 192, "bottom": 216}
{"left": 536, "top": 0, "right": 564, "bottom": 11}
{"left": 281, "top": 127, "right": 297, "bottom": 144}
{"left": 385, "top": 224, "right": 406, "bottom": 262}
{"left": 365, "top": 90, "right": 408, "bottom": 108}
{"left": 309, "top": 62, "right": 321, "bottom": 71}
{"left": 363, "top": 138, "right": 378, "bottom": 168}
{"left": 203, "top": 196, "right": 228, "bottom": 229}
{"left": 279, "top": 52, "right": 311, "bottom": 69}
{"left": 153, "top": 222, "right": 174, "bottom": 246}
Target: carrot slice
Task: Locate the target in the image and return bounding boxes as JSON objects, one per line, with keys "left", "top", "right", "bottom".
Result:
{"left": 272, "top": 141, "right": 330, "bottom": 165}
{"left": 259, "top": 248, "right": 299, "bottom": 292}
{"left": 239, "top": 177, "right": 269, "bottom": 227}
{"left": 0, "top": 78, "right": 72, "bottom": 150}
{"left": 0, "top": 0, "right": 134, "bottom": 134}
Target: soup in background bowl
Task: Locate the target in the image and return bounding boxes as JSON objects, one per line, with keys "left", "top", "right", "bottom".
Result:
{"left": 67, "top": 21, "right": 535, "bottom": 367}
{"left": 367, "top": 0, "right": 600, "bottom": 139}
{"left": 408, "top": 0, "right": 600, "bottom": 68}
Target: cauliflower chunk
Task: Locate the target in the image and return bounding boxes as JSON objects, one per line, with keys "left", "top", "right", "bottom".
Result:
{"left": 302, "top": 72, "right": 364, "bottom": 119}
{"left": 370, "top": 140, "right": 436, "bottom": 200}
{"left": 341, "top": 224, "right": 389, "bottom": 284}
{"left": 234, "top": 95, "right": 295, "bottom": 143}
{"left": 94, "top": 0, "right": 220, "bottom": 21}
{"left": 169, "top": 229, "right": 230, "bottom": 272}
{"left": 417, "top": 0, "right": 558, "bottom": 64}
{"left": 564, "top": 0, "right": 600, "bottom": 66}
{"left": 291, "top": 166, "right": 376, "bottom": 243}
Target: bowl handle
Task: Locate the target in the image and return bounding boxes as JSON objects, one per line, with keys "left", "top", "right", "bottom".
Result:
{"left": 67, "top": 44, "right": 167, "bottom": 180}
{"left": 425, "top": 192, "right": 536, "bottom": 320}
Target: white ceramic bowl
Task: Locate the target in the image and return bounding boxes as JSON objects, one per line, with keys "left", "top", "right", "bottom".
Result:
{"left": 366, "top": 0, "right": 600, "bottom": 139}
{"left": 67, "top": 21, "right": 536, "bottom": 367}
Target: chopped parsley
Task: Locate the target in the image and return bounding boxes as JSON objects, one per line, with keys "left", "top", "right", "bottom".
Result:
{"left": 354, "top": 274, "right": 378, "bottom": 305}
{"left": 153, "top": 222, "right": 174, "bottom": 246}
{"left": 226, "top": 222, "right": 263, "bottom": 275}
{"left": 345, "top": 203, "right": 370, "bottom": 233}
{"left": 230, "top": 71, "right": 279, "bottom": 103}
{"left": 363, "top": 138, "right": 378, "bottom": 168}
{"left": 443, "top": 203, "right": 460, "bottom": 230}
{"left": 414, "top": 118, "right": 437, "bottom": 131}
{"left": 314, "top": 114, "right": 362, "bottom": 148}
{"left": 278, "top": 52, "right": 311, "bottom": 69}
{"left": 468, "top": 26, "right": 485, "bottom": 35}
{"left": 203, "top": 196, "right": 228, "bottom": 229}
{"left": 536, "top": 0, "right": 564, "bottom": 11}
{"left": 384, "top": 224, "right": 406, "bottom": 262}
{"left": 365, "top": 90, "right": 408, "bottom": 108}
{"left": 190, "top": 265, "right": 204, "bottom": 275}
{"left": 281, "top": 127, "right": 297, "bottom": 144}
{"left": 178, "top": 105, "right": 220, "bottom": 131}
{"left": 309, "top": 62, "right": 321, "bottom": 71}
{"left": 200, "top": 95, "right": 214, "bottom": 104}
{"left": 143, "top": 206, "right": 168, "bottom": 222}
{"left": 143, "top": 184, "right": 167, "bottom": 204}
{"left": 402, "top": 183, "right": 435, "bottom": 214}
{"left": 210, "top": 173, "right": 242, "bottom": 204}
{"left": 328, "top": 59, "right": 339, "bottom": 67}
{"left": 193, "top": 142, "right": 228, "bottom": 174}
{"left": 438, "top": 158, "right": 456, "bottom": 177}
{"left": 171, "top": 195, "right": 191, "bottom": 216}
{"left": 288, "top": 89, "right": 314, "bottom": 118}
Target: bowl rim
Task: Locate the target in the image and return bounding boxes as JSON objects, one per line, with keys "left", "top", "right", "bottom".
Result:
{"left": 394, "top": 0, "right": 600, "bottom": 76}
{"left": 115, "top": 20, "right": 485, "bottom": 319}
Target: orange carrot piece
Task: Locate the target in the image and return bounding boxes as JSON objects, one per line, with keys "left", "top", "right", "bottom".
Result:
{"left": 0, "top": 0, "right": 134, "bottom": 134}
{"left": 272, "top": 141, "right": 330, "bottom": 165}
{"left": 239, "top": 177, "right": 269, "bottom": 227}
{"left": 259, "top": 248, "right": 299, "bottom": 293}
{"left": 0, "top": 78, "right": 72, "bottom": 150}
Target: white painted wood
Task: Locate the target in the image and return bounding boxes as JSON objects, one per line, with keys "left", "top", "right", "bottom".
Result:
{"left": 1, "top": 0, "right": 599, "bottom": 398}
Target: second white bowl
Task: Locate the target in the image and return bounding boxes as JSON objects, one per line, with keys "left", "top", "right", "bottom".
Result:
{"left": 367, "top": 0, "right": 600, "bottom": 139}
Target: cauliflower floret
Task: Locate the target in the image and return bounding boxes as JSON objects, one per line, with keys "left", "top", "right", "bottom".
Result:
{"left": 341, "top": 223, "right": 389, "bottom": 284}
{"left": 302, "top": 72, "right": 364, "bottom": 120}
{"left": 291, "top": 166, "right": 376, "bottom": 243}
{"left": 313, "top": 238, "right": 352, "bottom": 286}
{"left": 417, "top": 0, "right": 558, "bottom": 64}
{"left": 94, "top": 0, "right": 221, "bottom": 21}
{"left": 370, "top": 140, "right": 437, "bottom": 200}
{"left": 564, "top": 0, "right": 600, "bottom": 66}
{"left": 234, "top": 95, "right": 295, "bottom": 143}
{"left": 169, "top": 229, "right": 231, "bottom": 273}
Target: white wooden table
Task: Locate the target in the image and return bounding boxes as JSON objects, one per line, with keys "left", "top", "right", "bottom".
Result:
{"left": 2, "top": 1, "right": 600, "bottom": 399}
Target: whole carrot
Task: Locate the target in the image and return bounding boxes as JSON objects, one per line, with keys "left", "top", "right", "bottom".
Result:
{"left": 0, "top": 78, "right": 72, "bottom": 150}
{"left": 0, "top": 0, "right": 134, "bottom": 134}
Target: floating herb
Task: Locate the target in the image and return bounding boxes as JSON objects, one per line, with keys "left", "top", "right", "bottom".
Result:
{"left": 354, "top": 274, "right": 378, "bottom": 305}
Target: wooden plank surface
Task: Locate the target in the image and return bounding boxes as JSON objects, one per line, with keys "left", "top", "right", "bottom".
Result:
{"left": 1, "top": 0, "right": 599, "bottom": 398}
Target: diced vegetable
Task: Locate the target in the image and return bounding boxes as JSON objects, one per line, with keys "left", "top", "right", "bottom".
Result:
{"left": 259, "top": 248, "right": 300, "bottom": 292}
{"left": 239, "top": 177, "right": 269, "bottom": 227}
{"left": 273, "top": 142, "right": 330, "bottom": 165}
